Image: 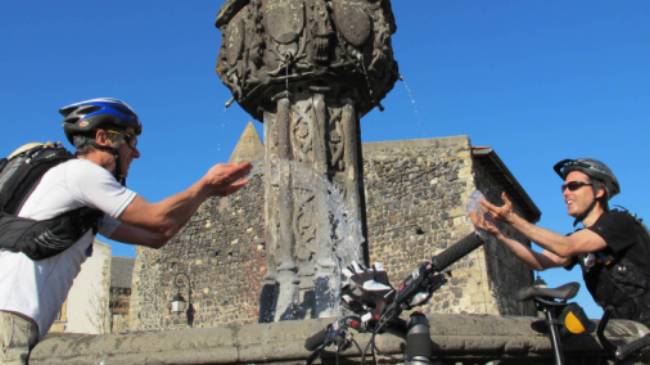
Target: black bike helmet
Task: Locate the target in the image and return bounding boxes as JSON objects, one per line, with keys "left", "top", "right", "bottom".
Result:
{"left": 60, "top": 97, "right": 142, "bottom": 144}
{"left": 553, "top": 158, "right": 620, "bottom": 199}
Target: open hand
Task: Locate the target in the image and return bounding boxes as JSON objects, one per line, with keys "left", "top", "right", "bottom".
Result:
{"left": 469, "top": 208, "right": 503, "bottom": 239}
{"left": 480, "top": 192, "right": 515, "bottom": 224}
{"left": 203, "top": 162, "right": 252, "bottom": 196}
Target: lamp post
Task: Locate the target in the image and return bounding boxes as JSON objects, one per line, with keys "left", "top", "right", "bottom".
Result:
{"left": 170, "top": 272, "right": 192, "bottom": 319}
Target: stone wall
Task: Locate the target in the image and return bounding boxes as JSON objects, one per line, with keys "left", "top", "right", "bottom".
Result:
{"left": 32, "top": 315, "right": 650, "bottom": 365}
{"left": 363, "top": 136, "right": 536, "bottom": 316}
{"left": 130, "top": 173, "right": 267, "bottom": 331}
{"left": 110, "top": 287, "right": 131, "bottom": 334}
{"left": 364, "top": 137, "right": 482, "bottom": 315}
{"left": 472, "top": 149, "right": 538, "bottom": 315}
{"left": 129, "top": 135, "right": 537, "bottom": 331}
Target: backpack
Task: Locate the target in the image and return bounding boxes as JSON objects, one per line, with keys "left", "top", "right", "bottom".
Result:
{"left": 0, "top": 142, "right": 102, "bottom": 260}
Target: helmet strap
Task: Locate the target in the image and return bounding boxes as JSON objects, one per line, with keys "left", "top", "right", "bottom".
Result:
{"left": 573, "top": 195, "right": 599, "bottom": 227}
{"left": 87, "top": 141, "right": 126, "bottom": 186}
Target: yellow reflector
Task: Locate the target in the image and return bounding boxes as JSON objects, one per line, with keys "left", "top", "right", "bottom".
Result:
{"left": 564, "top": 311, "right": 587, "bottom": 335}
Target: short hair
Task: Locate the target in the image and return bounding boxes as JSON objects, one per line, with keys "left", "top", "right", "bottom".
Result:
{"left": 72, "top": 130, "right": 122, "bottom": 156}
{"left": 72, "top": 135, "right": 94, "bottom": 155}
{"left": 591, "top": 180, "right": 610, "bottom": 211}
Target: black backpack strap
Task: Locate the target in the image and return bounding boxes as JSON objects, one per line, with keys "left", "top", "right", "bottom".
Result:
{"left": 0, "top": 208, "right": 102, "bottom": 260}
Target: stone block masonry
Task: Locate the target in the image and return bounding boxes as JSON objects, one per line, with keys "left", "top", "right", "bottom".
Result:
{"left": 129, "top": 135, "right": 538, "bottom": 331}
{"left": 129, "top": 174, "right": 267, "bottom": 331}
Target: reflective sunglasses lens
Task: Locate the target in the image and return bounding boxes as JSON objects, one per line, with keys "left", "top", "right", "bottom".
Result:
{"left": 561, "top": 181, "right": 590, "bottom": 192}
{"left": 124, "top": 135, "right": 137, "bottom": 148}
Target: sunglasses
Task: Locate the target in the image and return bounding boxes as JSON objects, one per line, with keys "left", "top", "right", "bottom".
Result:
{"left": 107, "top": 130, "right": 138, "bottom": 149}
{"left": 123, "top": 134, "right": 138, "bottom": 149}
{"left": 561, "top": 181, "right": 592, "bottom": 192}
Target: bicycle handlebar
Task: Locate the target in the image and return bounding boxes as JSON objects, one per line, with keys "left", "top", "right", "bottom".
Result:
{"left": 393, "top": 232, "right": 484, "bottom": 308}
{"left": 616, "top": 333, "right": 650, "bottom": 360}
{"left": 597, "top": 306, "right": 650, "bottom": 361}
{"left": 305, "top": 327, "right": 330, "bottom": 351}
{"left": 430, "top": 232, "right": 484, "bottom": 272}
{"left": 305, "top": 232, "right": 485, "bottom": 353}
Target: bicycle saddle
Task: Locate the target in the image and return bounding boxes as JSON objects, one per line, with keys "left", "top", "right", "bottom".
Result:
{"left": 516, "top": 282, "right": 580, "bottom": 302}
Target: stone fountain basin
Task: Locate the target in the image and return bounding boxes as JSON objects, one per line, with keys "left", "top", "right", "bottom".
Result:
{"left": 30, "top": 313, "right": 647, "bottom": 364}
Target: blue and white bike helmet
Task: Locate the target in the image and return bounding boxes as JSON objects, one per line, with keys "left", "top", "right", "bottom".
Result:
{"left": 60, "top": 97, "right": 142, "bottom": 144}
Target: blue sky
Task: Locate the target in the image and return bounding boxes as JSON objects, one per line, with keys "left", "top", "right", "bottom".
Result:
{"left": 2, "top": 1, "right": 649, "bottom": 318}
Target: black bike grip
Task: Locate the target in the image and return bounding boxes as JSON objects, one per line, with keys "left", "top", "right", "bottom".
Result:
{"left": 304, "top": 327, "right": 329, "bottom": 351}
{"left": 616, "top": 333, "right": 650, "bottom": 361}
{"left": 430, "top": 232, "right": 484, "bottom": 272}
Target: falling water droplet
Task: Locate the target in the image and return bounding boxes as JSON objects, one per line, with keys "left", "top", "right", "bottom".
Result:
{"left": 399, "top": 74, "right": 425, "bottom": 136}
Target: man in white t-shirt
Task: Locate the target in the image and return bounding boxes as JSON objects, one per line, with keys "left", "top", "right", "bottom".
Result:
{"left": 0, "top": 98, "right": 251, "bottom": 364}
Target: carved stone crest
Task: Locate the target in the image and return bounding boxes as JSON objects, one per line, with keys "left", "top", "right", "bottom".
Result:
{"left": 216, "top": 0, "right": 398, "bottom": 121}
{"left": 264, "top": 0, "right": 305, "bottom": 44}
{"left": 331, "top": 0, "right": 372, "bottom": 47}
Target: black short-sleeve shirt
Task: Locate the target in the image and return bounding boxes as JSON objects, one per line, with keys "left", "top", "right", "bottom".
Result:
{"left": 589, "top": 211, "right": 636, "bottom": 251}
{"left": 578, "top": 210, "right": 650, "bottom": 321}
{"left": 587, "top": 210, "right": 648, "bottom": 269}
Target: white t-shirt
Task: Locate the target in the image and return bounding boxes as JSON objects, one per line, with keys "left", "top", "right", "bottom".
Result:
{"left": 0, "top": 159, "right": 136, "bottom": 339}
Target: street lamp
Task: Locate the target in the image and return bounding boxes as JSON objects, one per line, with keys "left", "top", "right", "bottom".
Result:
{"left": 170, "top": 292, "right": 186, "bottom": 314}
{"left": 170, "top": 272, "right": 191, "bottom": 316}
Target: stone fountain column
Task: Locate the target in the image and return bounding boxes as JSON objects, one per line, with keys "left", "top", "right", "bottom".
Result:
{"left": 215, "top": 0, "right": 398, "bottom": 321}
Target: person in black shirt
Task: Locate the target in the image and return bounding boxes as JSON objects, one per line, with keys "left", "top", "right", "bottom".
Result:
{"left": 471, "top": 158, "right": 650, "bottom": 327}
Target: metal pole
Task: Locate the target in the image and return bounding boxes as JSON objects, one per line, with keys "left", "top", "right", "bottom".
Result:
{"left": 545, "top": 308, "right": 565, "bottom": 365}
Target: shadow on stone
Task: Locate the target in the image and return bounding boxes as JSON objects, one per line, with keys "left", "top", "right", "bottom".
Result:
{"left": 259, "top": 283, "right": 279, "bottom": 323}
{"left": 279, "top": 290, "right": 316, "bottom": 321}
{"left": 314, "top": 276, "right": 335, "bottom": 318}
{"left": 186, "top": 303, "right": 195, "bottom": 327}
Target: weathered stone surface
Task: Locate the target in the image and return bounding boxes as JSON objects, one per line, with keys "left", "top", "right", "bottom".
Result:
{"left": 129, "top": 173, "right": 266, "bottom": 331}
{"left": 473, "top": 147, "right": 540, "bottom": 315}
{"left": 129, "top": 135, "right": 539, "bottom": 330}
{"left": 363, "top": 136, "right": 538, "bottom": 317}
{"left": 215, "top": 0, "right": 398, "bottom": 121}
{"left": 215, "top": 0, "right": 399, "bottom": 321}
{"left": 31, "top": 315, "right": 649, "bottom": 364}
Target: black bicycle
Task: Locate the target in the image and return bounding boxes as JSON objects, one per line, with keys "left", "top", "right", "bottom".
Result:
{"left": 305, "top": 231, "right": 486, "bottom": 365}
{"left": 517, "top": 279, "right": 591, "bottom": 365}
{"left": 519, "top": 279, "right": 650, "bottom": 364}
{"left": 597, "top": 307, "right": 650, "bottom": 363}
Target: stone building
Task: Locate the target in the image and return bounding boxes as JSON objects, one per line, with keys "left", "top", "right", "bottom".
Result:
{"left": 49, "top": 243, "right": 135, "bottom": 336}
{"left": 49, "top": 241, "right": 112, "bottom": 335}
{"left": 128, "top": 126, "right": 539, "bottom": 332}
{"left": 109, "top": 256, "right": 134, "bottom": 334}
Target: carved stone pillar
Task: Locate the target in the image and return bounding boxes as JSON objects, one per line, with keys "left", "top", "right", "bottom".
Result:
{"left": 216, "top": 0, "right": 398, "bottom": 321}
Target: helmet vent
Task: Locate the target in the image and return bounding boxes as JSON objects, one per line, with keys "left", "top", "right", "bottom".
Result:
{"left": 77, "top": 105, "right": 101, "bottom": 115}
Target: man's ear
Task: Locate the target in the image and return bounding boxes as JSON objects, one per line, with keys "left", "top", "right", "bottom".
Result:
{"left": 94, "top": 129, "right": 111, "bottom": 146}
{"left": 594, "top": 185, "right": 606, "bottom": 199}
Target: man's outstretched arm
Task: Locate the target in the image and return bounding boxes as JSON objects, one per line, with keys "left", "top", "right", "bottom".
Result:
{"left": 481, "top": 192, "right": 607, "bottom": 257}
{"left": 470, "top": 209, "right": 570, "bottom": 270}
{"left": 108, "top": 222, "right": 169, "bottom": 248}
{"left": 114, "top": 162, "right": 251, "bottom": 247}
